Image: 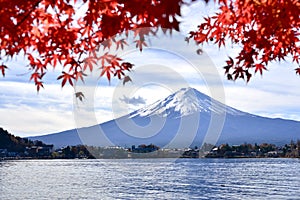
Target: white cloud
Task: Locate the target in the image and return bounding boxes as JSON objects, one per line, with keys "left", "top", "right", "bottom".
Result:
{"left": 119, "top": 95, "right": 146, "bottom": 106}
{"left": 0, "top": 104, "right": 75, "bottom": 137}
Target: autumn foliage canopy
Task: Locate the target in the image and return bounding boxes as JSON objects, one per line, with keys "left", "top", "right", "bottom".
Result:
{"left": 0, "top": 0, "right": 299, "bottom": 91}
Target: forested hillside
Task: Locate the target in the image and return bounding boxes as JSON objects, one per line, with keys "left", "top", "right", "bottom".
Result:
{"left": 0, "top": 128, "right": 47, "bottom": 152}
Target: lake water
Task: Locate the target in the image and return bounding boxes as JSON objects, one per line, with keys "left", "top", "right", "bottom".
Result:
{"left": 0, "top": 158, "right": 299, "bottom": 199}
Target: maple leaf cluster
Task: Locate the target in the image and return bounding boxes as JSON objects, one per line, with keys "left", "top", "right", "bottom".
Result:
{"left": 0, "top": 0, "right": 184, "bottom": 91}
{"left": 0, "top": 0, "right": 299, "bottom": 92}
{"left": 190, "top": 0, "right": 300, "bottom": 82}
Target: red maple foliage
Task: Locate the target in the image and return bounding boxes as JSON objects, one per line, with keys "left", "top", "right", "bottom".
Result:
{"left": 0, "top": 0, "right": 184, "bottom": 91}
{"left": 190, "top": 0, "right": 300, "bottom": 82}
{"left": 0, "top": 0, "right": 299, "bottom": 91}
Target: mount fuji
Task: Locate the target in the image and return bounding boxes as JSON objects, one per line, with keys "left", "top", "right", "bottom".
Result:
{"left": 29, "top": 87, "right": 300, "bottom": 148}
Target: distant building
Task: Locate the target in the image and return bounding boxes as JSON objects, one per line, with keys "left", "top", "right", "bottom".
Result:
{"left": 25, "top": 145, "right": 53, "bottom": 157}
{"left": 0, "top": 149, "right": 7, "bottom": 157}
{"left": 131, "top": 144, "right": 159, "bottom": 153}
{"left": 267, "top": 151, "right": 279, "bottom": 158}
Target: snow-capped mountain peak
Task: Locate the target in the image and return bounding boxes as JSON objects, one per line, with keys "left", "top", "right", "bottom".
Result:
{"left": 30, "top": 87, "right": 300, "bottom": 148}
{"left": 131, "top": 87, "right": 244, "bottom": 118}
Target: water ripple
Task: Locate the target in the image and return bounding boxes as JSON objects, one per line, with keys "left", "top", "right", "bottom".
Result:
{"left": 0, "top": 158, "right": 299, "bottom": 199}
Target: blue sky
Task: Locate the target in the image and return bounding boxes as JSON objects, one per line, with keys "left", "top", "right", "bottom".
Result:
{"left": 1, "top": 1, "right": 300, "bottom": 137}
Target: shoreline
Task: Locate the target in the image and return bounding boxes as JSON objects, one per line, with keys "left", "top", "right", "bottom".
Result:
{"left": 1, "top": 156, "right": 299, "bottom": 161}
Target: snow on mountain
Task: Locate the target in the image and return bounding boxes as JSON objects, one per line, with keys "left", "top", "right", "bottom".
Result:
{"left": 131, "top": 87, "right": 245, "bottom": 118}
{"left": 29, "top": 87, "right": 300, "bottom": 148}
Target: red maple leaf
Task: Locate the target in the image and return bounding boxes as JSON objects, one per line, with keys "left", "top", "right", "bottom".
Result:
{"left": 255, "top": 64, "right": 267, "bottom": 75}
{"left": 135, "top": 39, "right": 148, "bottom": 52}
{"left": 57, "top": 72, "right": 75, "bottom": 87}
{"left": 75, "top": 92, "right": 85, "bottom": 102}
{"left": 35, "top": 81, "right": 44, "bottom": 92}
{"left": 245, "top": 70, "right": 252, "bottom": 83}
{"left": 295, "top": 68, "right": 300, "bottom": 75}
{"left": 99, "top": 66, "right": 113, "bottom": 81}
{"left": 83, "top": 57, "right": 97, "bottom": 72}
{"left": 30, "top": 72, "right": 45, "bottom": 83}
{"left": 121, "top": 62, "right": 134, "bottom": 71}
{"left": 114, "top": 69, "right": 125, "bottom": 79}
{"left": 74, "top": 71, "right": 87, "bottom": 82}
{"left": 115, "top": 39, "right": 128, "bottom": 50}
{"left": 0, "top": 65, "right": 8, "bottom": 77}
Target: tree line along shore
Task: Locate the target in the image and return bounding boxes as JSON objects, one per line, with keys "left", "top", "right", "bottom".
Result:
{"left": 1, "top": 128, "right": 299, "bottom": 159}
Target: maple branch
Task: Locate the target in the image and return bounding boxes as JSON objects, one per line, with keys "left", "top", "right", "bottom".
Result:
{"left": 53, "top": 3, "right": 64, "bottom": 27}
{"left": 15, "top": 0, "right": 43, "bottom": 28}
{"left": 0, "top": 0, "right": 298, "bottom": 91}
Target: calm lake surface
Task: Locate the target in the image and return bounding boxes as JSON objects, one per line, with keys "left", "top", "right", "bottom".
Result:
{"left": 0, "top": 158, "right": 299, "bottom": 200}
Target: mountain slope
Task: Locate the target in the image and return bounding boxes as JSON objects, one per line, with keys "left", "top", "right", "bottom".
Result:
{"left": 29, "top": 88, "right": 300, "bottom": 148}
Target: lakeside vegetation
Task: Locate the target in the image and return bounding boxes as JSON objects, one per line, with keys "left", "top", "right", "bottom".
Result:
{"left": 203, "top": 142, "right": 300, "bottom": 158}
{"left": 1, "top": 127, "right": 299, "bottom": 159}
{"left": 0, "top": 128, "right": 53, "bottom": 159}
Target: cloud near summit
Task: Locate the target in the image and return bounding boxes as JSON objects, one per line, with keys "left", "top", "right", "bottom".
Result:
{"left": 119, "top": 95, "right": 147, "bottom": 106}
